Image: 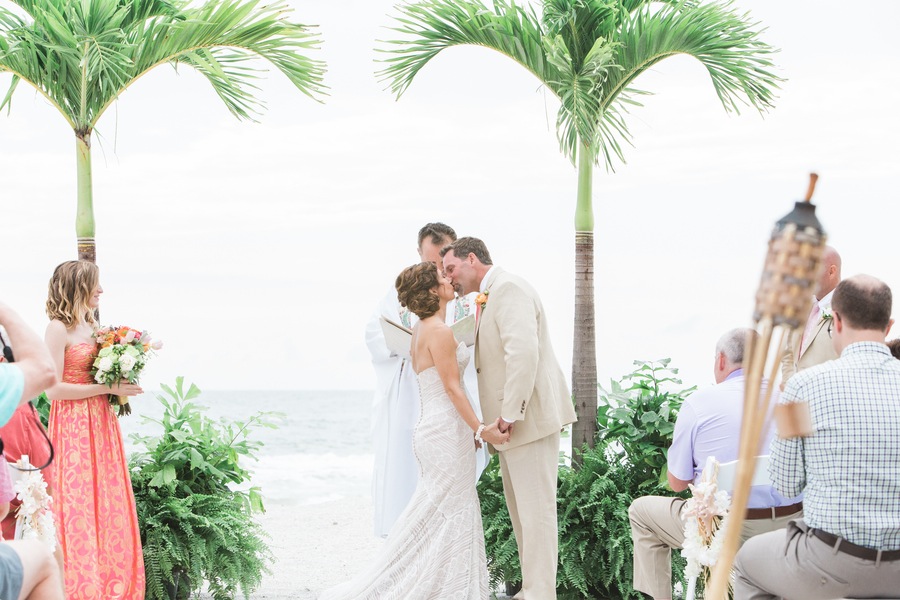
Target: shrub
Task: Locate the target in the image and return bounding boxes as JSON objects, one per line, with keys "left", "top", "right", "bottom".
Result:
{"left": 129, "top": 377, "right": 281, "bottom": 600}
{"left": 479, "top": 359, "right": 694, "bottom": 598}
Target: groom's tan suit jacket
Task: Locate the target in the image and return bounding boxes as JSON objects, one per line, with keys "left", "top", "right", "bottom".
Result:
{"left": 781, "top": 314, "right": 838, "bottom": 383}
{"left": 474, "top": 267, "right": 576, "bottom": 452}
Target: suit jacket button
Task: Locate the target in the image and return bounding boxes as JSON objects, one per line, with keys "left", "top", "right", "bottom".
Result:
{"left": 476, "top": 368, "right": 481, "bottom": 374}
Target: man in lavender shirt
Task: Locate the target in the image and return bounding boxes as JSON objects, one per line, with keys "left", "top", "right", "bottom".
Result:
{"left": 628, "top": 328, "right": 803, "bottom": 600}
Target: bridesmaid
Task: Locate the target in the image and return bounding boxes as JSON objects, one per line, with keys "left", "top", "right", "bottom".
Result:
{"left": 44, "top": 260, "right": 145, "bottom": 599}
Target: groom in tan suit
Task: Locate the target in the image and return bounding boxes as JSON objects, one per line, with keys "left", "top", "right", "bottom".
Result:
{"left": 781, "top": 246, "right": 842, "bottom": 383}
{"left": 441, "top": 237, "right": 576, "bottom": 600}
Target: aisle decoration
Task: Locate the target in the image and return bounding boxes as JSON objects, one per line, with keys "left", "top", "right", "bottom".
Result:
{"left": 682, "top": 456, "right": 731, "bottom": 598}
{"left": 13, "top": 455, "right": 56, "bottom": 551}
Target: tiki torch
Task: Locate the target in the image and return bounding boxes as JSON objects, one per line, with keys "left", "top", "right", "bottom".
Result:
{"left": 705, "top": 173, "right": 826, "bottom": 598}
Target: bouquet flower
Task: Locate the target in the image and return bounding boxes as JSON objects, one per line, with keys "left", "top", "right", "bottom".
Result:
{"left": 13, "top": 455, "right": 56, "bottom": 551}
{"left": 92, "top": 326, "right": 162, "bottom": 416}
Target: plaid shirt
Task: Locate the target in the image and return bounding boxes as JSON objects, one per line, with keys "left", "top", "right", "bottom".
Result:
{"left": 770, "top": 342, "right": 900, "bottom": 550}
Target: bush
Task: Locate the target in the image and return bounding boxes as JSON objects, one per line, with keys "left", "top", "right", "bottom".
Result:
{"left": 479, "top": 359, "right": 694, "bottom": 599}
{"left": 129, "top": 377, "right": 281, "bottom": 600}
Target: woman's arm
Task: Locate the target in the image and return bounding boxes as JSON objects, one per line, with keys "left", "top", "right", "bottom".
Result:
{"left": 430, "top": 327, "right": 509, "bottom": 446}
{"left": 43, "top": 321, "right": 141, "bottom": 401}
{"left": 431, "top": 327, "right": 481, "bottom": 432}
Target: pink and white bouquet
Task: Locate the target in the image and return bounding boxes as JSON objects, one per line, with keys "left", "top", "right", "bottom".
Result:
{"left": 92, "top": 326, "right": 162, "bottom": 416}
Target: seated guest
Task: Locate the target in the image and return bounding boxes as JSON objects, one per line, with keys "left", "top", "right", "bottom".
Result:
{"left": 733, "top": 275, "right": 900, "bottom": 599}
{"left": 629, "top": 328, "right": 803, "bottom": 600}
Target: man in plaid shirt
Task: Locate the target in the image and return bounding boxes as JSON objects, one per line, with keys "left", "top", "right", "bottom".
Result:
{"left": 734, "top": 274, "right": 900, "bottom": 599}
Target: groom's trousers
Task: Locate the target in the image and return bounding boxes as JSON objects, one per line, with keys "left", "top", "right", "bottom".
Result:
{"left": 499, "top": 431, "right": 560, "bottom": 600}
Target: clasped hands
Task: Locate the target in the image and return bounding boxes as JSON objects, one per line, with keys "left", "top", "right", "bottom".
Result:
{"left": 476, "top": 418, "right": 512, "bottom": 448}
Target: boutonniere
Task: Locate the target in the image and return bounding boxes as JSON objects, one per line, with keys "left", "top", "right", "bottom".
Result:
{"left": 821, "top": 306, "right": 833, "bottom": 321}
{"left": 475, "top": 291, "right": 489, "bottom": 309}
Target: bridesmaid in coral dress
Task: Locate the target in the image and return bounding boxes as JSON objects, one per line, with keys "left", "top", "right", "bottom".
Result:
{"left": 43, "top": 260, "right": 145, "bottom": 599}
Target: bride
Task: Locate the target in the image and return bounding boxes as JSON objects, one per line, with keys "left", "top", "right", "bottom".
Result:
{"left": 321, "top": 262, "right": 509, "bottom": 599}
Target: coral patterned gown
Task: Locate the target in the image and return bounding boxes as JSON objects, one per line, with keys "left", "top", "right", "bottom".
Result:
{"left": 48, "top": 343, "right": 145, "bottom": 599}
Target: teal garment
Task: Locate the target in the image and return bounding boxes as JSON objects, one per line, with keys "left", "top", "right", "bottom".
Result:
{"left": 0, "top": 362, "right": 24, "bottom": 426}
{"left": 0, "top": 543, "right": 24, "bottom": 600}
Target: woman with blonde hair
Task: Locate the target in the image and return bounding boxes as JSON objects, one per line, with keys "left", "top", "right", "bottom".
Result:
{"left": 44, "top": 260, "right": 145, "bottom": 599}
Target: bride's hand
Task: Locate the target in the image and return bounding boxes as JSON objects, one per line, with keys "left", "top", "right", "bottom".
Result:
{"left": 480, "top": 418, "right": 511, "bottom": 446}
{"left": 112, "top": 382, "right": 143, "bottom": 396}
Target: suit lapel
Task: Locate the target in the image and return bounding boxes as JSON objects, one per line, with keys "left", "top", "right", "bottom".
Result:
{"left": 799, "top": 318, "right": 828, "bottom": 358}
{"left": 474, "top": 268, "right": 502, "bottom": 341}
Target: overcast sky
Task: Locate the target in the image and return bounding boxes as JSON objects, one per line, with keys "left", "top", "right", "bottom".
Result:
{"left": 2, "top": 0, "right": 898, "bottom": 395}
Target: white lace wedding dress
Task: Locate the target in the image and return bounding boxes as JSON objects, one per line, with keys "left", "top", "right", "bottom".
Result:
{"left": 320, "top": 342, "right": 489, "bottom": 599}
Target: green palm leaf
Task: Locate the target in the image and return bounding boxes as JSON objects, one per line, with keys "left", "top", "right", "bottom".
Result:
{"left": 380, "top": 0, "right": 781, "bottom": 453}
{"left": 0, "top": 0, "right": 326, "bottom": 262}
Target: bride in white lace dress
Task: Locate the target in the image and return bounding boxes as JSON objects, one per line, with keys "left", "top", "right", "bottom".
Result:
{"left": 320, "top": 262, "right": 509, "bottom": 600}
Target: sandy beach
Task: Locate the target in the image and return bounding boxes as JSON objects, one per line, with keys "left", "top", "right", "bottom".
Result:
{"left": 198, "top": 494, "right": 510, "bottom": 599}
{"left": 218, "top": 496, "right": 384, "bottom": 599}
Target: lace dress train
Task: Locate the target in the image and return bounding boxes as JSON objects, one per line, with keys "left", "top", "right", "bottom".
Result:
{"left": 321, "top": 342, "right": 488, "bottom": 599}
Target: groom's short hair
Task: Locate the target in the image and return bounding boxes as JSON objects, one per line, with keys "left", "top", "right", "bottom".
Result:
{"left": 417, "top": 222, "right": 457, "bottom": 247}
{"left": 441, "top": 237, "right": 493, "bottom": 266}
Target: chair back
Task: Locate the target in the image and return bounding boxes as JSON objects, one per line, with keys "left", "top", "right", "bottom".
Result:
{"left": 716, "top": 455, "right": 771, "bottom": 493}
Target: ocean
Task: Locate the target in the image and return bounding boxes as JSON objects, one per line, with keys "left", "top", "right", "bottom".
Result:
{"left": 120, "top": 389, "right": 375, "bottom": 507}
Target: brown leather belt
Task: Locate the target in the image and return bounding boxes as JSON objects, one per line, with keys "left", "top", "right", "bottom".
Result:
{"left": 811, "top": 529, "right": 900, "bottom": 562}
{"left": 745, "top": 501, "right": 803, "bottom": 520}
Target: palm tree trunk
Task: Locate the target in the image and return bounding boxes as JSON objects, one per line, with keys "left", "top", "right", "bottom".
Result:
{"left": 571, "top": 143, "right": 597, "bottom": 463}
{"left": 75, "top": 132, "right": 96, "bottom": 263}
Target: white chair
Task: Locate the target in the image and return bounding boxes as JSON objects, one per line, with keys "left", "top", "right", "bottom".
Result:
{"left": 684, "top": 455, "right": 771, "bottom": 600}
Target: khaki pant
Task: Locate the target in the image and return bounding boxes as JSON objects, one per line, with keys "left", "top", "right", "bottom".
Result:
{"left": 499, "top": 431, "right": 560, "bottom": 600}
{"left": 734, "top": 519, "right": 900, "bottom": 599}
{"left": 629, "top": 496, "right": 801, "bottom": 599}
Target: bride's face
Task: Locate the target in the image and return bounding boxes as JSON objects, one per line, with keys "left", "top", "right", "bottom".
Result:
{"left": 434, "top": 270, "right": 456, "bottom": 303}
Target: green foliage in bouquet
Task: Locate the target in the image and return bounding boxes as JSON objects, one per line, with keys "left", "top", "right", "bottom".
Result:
{"left": 479, "top": 359, "right": 694, "bottom": 598}
{"left": 129, "top": 377, "right": 282, "bottom": 600}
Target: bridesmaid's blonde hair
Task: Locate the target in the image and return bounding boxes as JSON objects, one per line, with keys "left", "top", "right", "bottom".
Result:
{"left": 46, "top": 260, "right": 100, "bottom": 328}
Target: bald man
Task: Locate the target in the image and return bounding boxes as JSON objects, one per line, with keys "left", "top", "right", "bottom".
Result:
{"left": 781, "top": 246, "right": 841, "bottom": 383}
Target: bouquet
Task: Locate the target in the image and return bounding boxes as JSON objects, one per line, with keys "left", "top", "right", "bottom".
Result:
{"left": 92, "top": 326, "right": 162, "bottom": 417}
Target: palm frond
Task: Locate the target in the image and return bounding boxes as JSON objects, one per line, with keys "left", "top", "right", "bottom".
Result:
{"left": 124, "top": 0, "right": 325, "bottom": 121}
{"left": 0, "top": 0, "right": 326, "bottom": 131}
{"left": 595, "top": 0, "right": 781, "bottom": 168}
{"left": 379, "top": 0, "right": 551, "bottom": 99}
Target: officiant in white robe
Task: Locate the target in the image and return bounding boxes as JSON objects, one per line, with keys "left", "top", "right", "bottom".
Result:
{"left": 365, "top": 222, "right": 488, "bottom": 538}
{"left": 365, "top": 289, "right": 486, "bottom": 538}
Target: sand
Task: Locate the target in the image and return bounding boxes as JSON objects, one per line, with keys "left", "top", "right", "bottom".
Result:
{"left": 198, "top": 495, "right": 510, "bottom": 599}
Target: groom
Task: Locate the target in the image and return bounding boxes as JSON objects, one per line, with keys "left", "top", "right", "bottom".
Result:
{"left": 441, "top": 237, "right": 576, "bottom": 599}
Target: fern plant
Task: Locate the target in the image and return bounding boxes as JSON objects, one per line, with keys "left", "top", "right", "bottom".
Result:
{"left": 129, "top": 377, "right": 282, "bottom": 599}
{"left": 479, "top": 358, "right": 693, "bottom": 598}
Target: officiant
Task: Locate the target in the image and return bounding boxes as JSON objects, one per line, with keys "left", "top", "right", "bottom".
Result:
{"left": 364, "top": 222, "right": 487, "bottom": 538}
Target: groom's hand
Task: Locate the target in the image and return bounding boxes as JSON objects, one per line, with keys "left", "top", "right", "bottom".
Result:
{"left": 497, "top": 418, "right": 514, "bottom": 435}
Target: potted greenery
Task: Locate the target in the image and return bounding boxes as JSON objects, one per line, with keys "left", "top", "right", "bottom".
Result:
{"left": 129, "top": 377, "right": 280, "bottom": 600}
{"left": 479, "top": 359, "right": 694, "bottom": 599}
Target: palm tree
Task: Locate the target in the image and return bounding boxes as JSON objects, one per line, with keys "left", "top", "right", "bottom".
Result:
{"left": 0, "top": 0, "right": 326, "bottom": 262}
{"left": 380, "top": 0, "right": 779, "bottom": 455}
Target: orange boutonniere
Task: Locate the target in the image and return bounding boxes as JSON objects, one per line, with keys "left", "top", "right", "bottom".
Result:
{"left": 475, "top": 292, "right": 489, "bottom": 308}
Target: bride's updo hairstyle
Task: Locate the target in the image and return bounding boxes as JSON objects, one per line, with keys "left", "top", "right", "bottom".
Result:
{"left": 46, "top": 260, "right": 100, "bottom": 328}
{"left": 395, "top": 262, "right": 441, "bottom": 319}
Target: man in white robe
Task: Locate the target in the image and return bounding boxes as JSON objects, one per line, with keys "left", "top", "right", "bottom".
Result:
{"left": 365, "top": 222, "right": 487, "bottom": 538}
